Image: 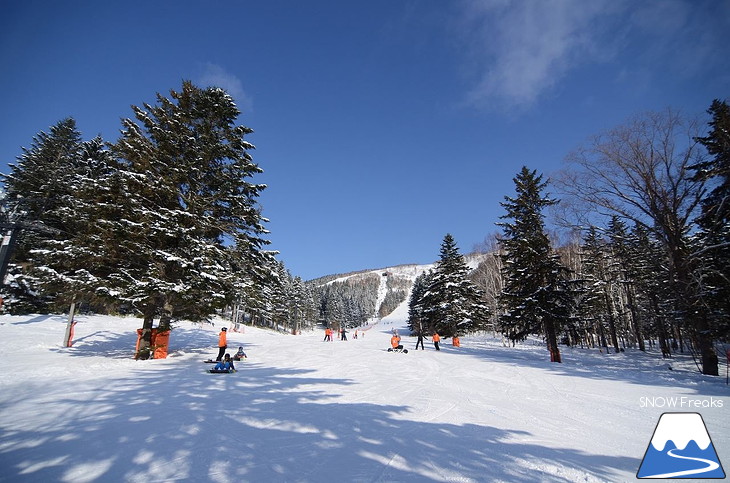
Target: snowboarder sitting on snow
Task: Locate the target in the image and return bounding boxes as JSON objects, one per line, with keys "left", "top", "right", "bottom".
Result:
{"left": 232, "top": 346, "right": 247, "bottom": 361}
{"left": 390, "top": 334, "right": 403, "bottom": 351}
{"left": 214, "top": 353, "right": 235, "bottom": 371}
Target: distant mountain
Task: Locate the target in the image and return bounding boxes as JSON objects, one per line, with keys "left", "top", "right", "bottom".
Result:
{"left": 306, "top": 253, "right": 491, "bottom": 322}
{"left": 308, "top": 252, "right": 490, "bottom": 286}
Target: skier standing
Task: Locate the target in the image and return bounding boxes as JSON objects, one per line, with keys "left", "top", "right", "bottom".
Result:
{"left": 432, "top": 332, "right": 441, "bottom": 351}
{"left": 216, "top": 327, "right": 228, "bottom": 361}
{"left": 415, "top": 332, "right": 425, "bottom": 350}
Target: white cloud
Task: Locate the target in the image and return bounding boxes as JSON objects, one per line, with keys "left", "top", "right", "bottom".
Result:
{"left": 457, "top": 0, "right": 730, "bottom": 111}
{"left": 197, "top": 63, "right": 253, "bottom": 113}
{"left": 459, "top": 0, "right": 623, "bottom": 110}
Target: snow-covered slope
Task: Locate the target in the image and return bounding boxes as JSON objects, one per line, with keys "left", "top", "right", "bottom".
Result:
{"left": 0, "top": 312, "right": 727, "bottom": 482}
{"left": 314, "top": 261, "right": 437, "bottom": 324}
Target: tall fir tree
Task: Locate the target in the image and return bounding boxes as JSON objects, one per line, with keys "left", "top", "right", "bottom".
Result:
{"left": 628, "top": 222, "right": 675, "bottom": 352}
{"left": 27, "top": 136, "right": 120, "bottom": 311}
{"left": 605, "top": 216, "right": 646, "bottom": 351}
{"left": 418, "top": 234, "right": 489, "bottom": 338}
{"left": 407, "top": 270, "right": 433, "bottom": 335}
{"left": 498, "top": 166, "right": 573, "bottom": 363}
{"left": 692, "top": 99, "right": 730, "bottom": 341}
{"left": 577, "top": 226, "right": 611, "bottom": 350}
{"left": 106, "top": 81, "right": 269, "bottom": 357}
{"left": 1, "top": 118, "right": 86, "bottom": 311}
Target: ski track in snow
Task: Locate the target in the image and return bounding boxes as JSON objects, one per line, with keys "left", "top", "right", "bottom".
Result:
{"left": 0, "top": 309, "right": 728, "bottom": 483}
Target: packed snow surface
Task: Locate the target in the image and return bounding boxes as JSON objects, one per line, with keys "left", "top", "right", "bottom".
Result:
{"left": 0, "top": 311, "right": 727, "bottom": 482}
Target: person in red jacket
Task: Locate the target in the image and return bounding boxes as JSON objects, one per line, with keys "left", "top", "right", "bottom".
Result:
{"left": 432, "top": 332, "right": 441, "bottom": 351}
{"left": 216, "top": 327, "right": 227, "bottom": 361}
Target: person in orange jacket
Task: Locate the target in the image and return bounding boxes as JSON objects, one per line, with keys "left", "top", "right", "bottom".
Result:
{"left": 452, "top": 336, "right": 461, "bottom": 347}
{"left": 432, "top": 332, "right": 441, "bottom": 351}
{"left": 390, "top": 334, "right": 403, "bottom": 351}
{"left": 216, "top": 327, "right": 228, "bottom": 361}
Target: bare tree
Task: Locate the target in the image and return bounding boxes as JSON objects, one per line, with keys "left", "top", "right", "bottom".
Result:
{"left": 555, "top": 108, "right": 718, "bottom": 375}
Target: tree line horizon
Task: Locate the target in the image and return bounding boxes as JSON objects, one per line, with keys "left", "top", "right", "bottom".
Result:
{"left": 0, "top": 81, "right": 726, "bottom": 375}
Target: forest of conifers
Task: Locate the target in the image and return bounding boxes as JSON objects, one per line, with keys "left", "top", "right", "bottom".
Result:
{"left": 0, "top": 82, "right": 726, "bottom": 374}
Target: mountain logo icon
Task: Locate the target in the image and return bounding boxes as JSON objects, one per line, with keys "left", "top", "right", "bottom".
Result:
{"left": 637, "top": 412, "right": 725, "bottom": 479}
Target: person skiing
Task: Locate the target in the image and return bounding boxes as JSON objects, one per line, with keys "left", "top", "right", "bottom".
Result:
{"left": 216, "top": 327, "right": 228, "bottom": 361}
{"left": 415, "top": 332, "right": 425, "bottom": 350}
{"left": 432, "top": 332, "right": 441, "bottom": 351}
{"left": 323, "top": 328, "right": 332, "bottom": 342}
{"left": 341, "top": 327, "right": 348, "bottom": 341}
{"left": 233, "top": 346, "right": 247, "bottom": 361}
{"left": 214, "top": 353, "right": 235, "bottom": 371}
{"left": 452, "top": 336, "right": 461, "bottom": 347}
{"left": 391, "top": 334, "right": 403, "bottom": 351}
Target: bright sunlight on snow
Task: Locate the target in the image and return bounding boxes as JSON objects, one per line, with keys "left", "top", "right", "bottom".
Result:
{"left": 0, "top": 309, "right": 727, "bottom": 482}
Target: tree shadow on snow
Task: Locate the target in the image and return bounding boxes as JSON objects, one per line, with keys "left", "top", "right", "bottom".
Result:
{"left": 52, "top": 324, "right": 235, "bottom": 361}
{"left": 413, "top": 336, "right": 730, "bottom": 397}
{"left": 0, "top": 359, "right": 638, "bottom": 482}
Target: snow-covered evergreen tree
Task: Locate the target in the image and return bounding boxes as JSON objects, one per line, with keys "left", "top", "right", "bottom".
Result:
{"left": 605, "top": 216, "right": 646, "bottom": 350}
{"left": 576, "top": 226, "right": 610, "bottom": 350}
{"left": 0, "top": 118, "right": 87, "bottom": 311}
{"left": 407, "top": 270, "right": 433, "bottom": 335}
{"left": 315, "top": 274, "right": 379, "bottom": 329}
{"left": 692, "top": 99, "right": 730, "bottom": 341}
{"left": 498, "top": 167, "right": 573, "bottom": 363}
{"left": 105, "top": 81, "right": 269, "bottom": 357}
{"left": 418, "top": 234, "right": 489, "bottom": 338}
{"left": 27, "top": 136, "right": 120, "bottom": 312}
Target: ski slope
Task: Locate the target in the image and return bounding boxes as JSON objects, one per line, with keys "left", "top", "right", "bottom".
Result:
{"left": 0, "top": 311, "right": 727, "bottom": 482}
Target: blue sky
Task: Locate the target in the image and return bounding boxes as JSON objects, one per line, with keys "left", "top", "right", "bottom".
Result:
{"left": 1, "top": 1, "right": 728, "bottom": 281}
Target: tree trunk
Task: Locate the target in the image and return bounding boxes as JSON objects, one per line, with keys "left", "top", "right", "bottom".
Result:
{"left": 672, "top": 246, "right": 719, "bottom": 375}
{"left": 159, "top": 299, "right": 173, "bottom": 331}
{"left": 63, "top": 299, "right": 77, "bottom": 347}
{"left": 604, "top": 288, "right": 620, "bottom": 353}
{"left": 544, "top": 319, "right": 562, "bottom": 363}
{"left": 625, "top": 284, "right": 645, "bottom": 351}
{"left": 136, "top": 304, "right": 156, "bottom": 360}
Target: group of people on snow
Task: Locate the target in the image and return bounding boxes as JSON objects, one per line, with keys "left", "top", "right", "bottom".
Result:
{"left": 323, "top": 327, "right": 363, "bottom": 341}
{"left": 212, "top": 326, "right": 247, "bottom": 372}
{"left": 212, "top": 322, "right": 457, "bottom": 372}
{"left": 397, "top": 328, "right": 445, "bottom": 351}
